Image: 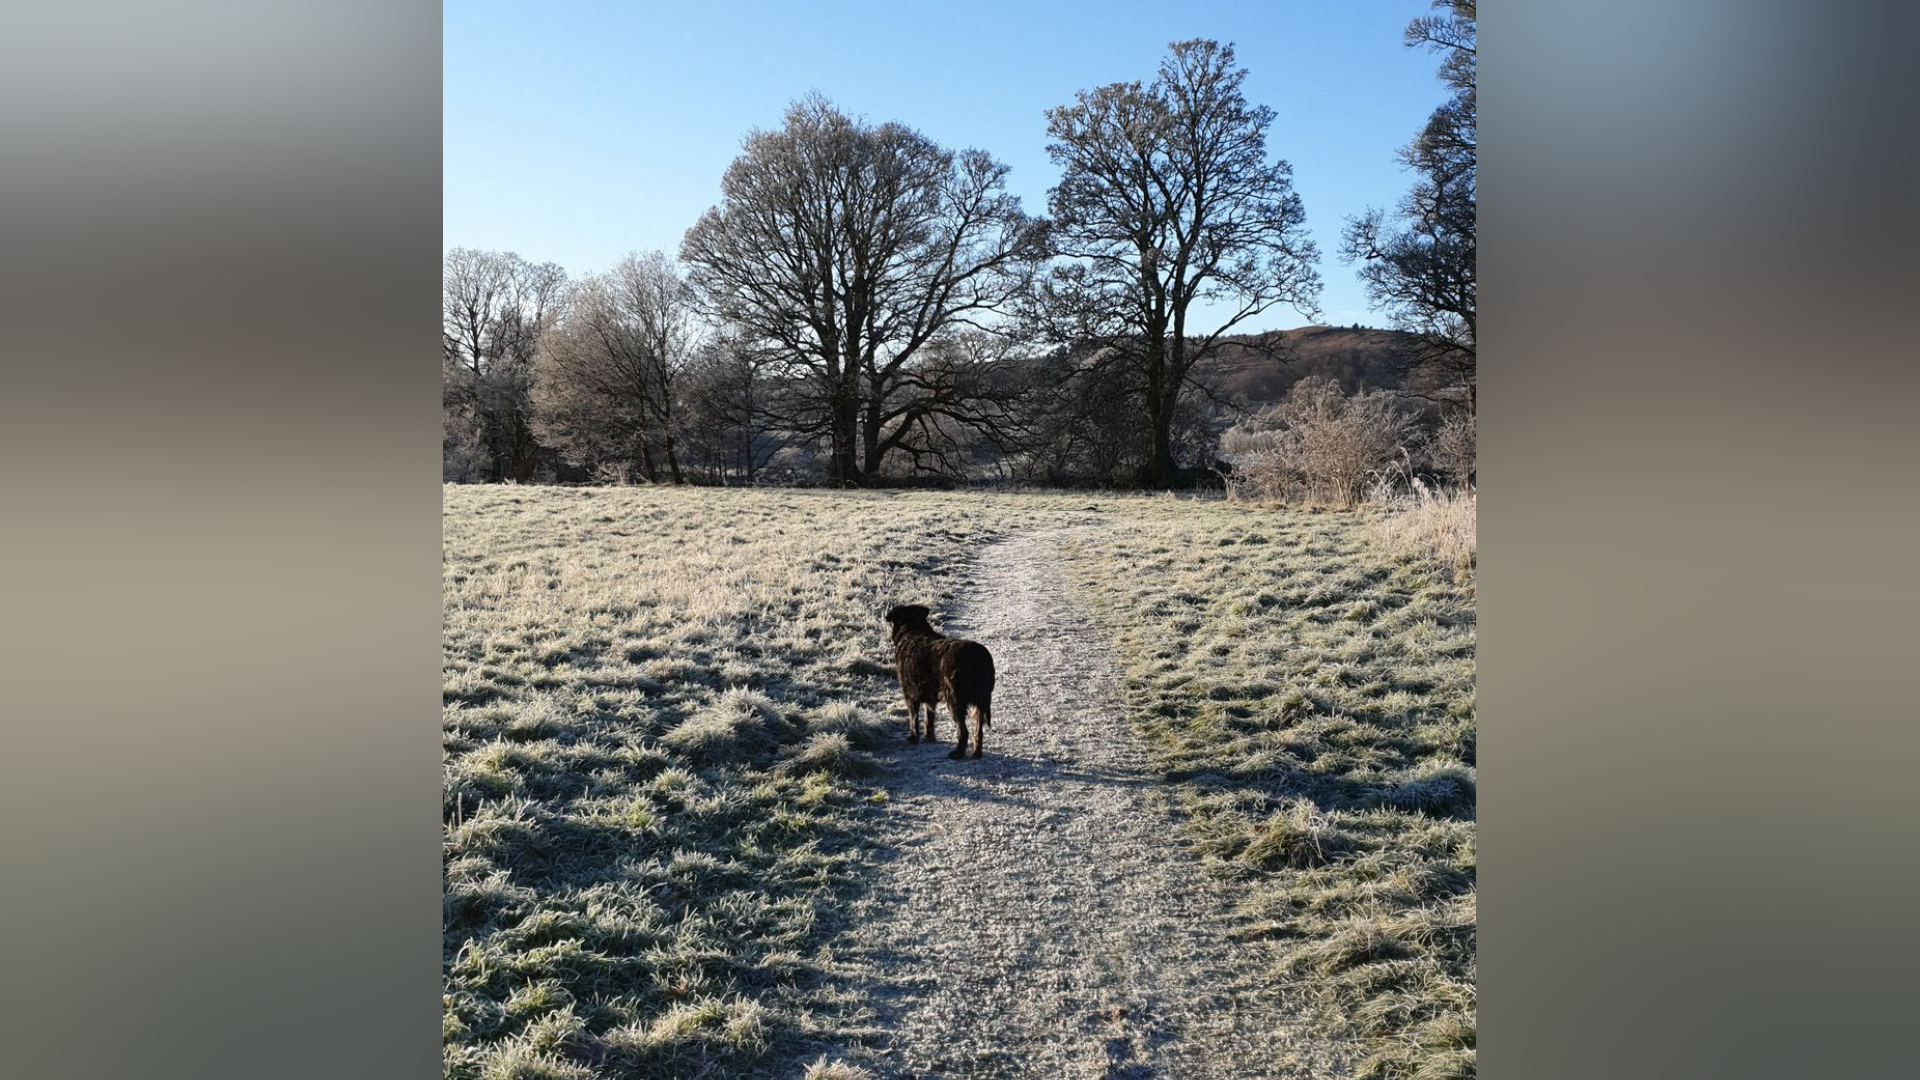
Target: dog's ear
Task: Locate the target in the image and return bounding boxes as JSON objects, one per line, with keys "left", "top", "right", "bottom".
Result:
{"left": 884, "top": 605, "right": 905, "bottom": 625}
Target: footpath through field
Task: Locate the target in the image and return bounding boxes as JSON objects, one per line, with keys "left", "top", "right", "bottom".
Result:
{"left": 839, "top": 528, "right": 1346, "bottom": 1079}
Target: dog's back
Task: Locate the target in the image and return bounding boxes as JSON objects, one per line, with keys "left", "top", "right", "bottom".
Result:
{"left": 932, "top": 638, "right": 994, "bottom": 719}
{"left": 886, "top": 604, "right": 996, "bottom": 758}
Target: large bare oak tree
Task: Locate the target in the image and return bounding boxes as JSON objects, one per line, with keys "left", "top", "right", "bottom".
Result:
{"left": 1037, "top": 39, "right": 1321, "bottom": 487}
{"left": 680, "top": 95, "right": 1046, "bottom": 486}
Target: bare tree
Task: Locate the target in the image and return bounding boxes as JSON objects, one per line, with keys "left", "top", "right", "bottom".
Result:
{"left": 1036, "top": 39, "right": 1321, "bottom": 487}
{"left": 530, "top": 253, "right": 700, "bottom": 482}
{"left": 680, "top": 95, "right": 1047, "bottom": 486}
{"left": 1343, "top": 1, "right": 1476, "bottom": 409}
{"left": 442, "top": 248, "right": 566, "bottom": 480}
{"left": 996, "top": 345, "right": 1149, "bottom": 484}
{"left": 867, "top": 328, "right": 1041, "bottom": 478}
{"left": 678, "top": 331, "right": 785, "bottom": 483}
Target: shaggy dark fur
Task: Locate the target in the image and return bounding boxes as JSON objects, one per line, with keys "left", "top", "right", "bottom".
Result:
{"left": 885, "top": 604, "right": 996, "bottom": 759}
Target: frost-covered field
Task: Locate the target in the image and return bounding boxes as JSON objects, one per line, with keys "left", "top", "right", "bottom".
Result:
{"left": 443, "top": 486, "right": 1475, "bottom": 1080}
{"left": 1065, "top": 504, "right": 1477, "bottom": 1079}
{"left": 442, "top": 487, "right": 1075, "bottom": 1078}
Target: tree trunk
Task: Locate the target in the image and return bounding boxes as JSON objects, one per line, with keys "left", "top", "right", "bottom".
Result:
{"left": 507, "top": 414, "right": 540, "bottom": 481}
{"left": 861, "top": 401, "right": 884, "bottom": 480}
{"left": 744, "top": 379, "right": 759, "bottom": 483}
{"left": 665, "top": 443, "right": 684, "bottom": 485}
{"left": 1140, "top": 344, "right": 1178, "bottom": 488}
{"left": 830, "top": 391, "right": 860, "bottom": 487}
{"left": 1144, "top": 407, "right": 1177, "bottom": 487}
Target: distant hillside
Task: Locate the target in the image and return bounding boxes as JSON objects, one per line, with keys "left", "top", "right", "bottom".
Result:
{"left": 1191, "top": 325, "right": 1424, "bottom": 413}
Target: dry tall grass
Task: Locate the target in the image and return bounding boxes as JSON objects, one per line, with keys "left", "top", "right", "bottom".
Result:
{"left": 1371, "top": 481, "right": 1477, "bottom": 583}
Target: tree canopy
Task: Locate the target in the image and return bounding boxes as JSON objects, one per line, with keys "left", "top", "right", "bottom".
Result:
{"left": 1342, "top": 1, "right": 1476, "bottom": 409}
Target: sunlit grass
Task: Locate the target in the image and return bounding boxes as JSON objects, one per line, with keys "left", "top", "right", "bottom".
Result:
{"left": 442, "top": 486, "right": 1083, "bottom": 1079}
{"left": 1063, "top": 503, "right": 1476, "bottom": 1080}
{"left": 444, "top": 486, "right": 1474, "bottom": 1079}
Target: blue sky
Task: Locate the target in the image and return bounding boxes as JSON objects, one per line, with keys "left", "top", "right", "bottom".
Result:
{"left": 445, "top": 1, "right": 1446, "bottom": 331}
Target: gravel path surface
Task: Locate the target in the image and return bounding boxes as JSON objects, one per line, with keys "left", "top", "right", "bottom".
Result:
{"left": 840, "top": 528, "right": 1347, "bottom": 1079}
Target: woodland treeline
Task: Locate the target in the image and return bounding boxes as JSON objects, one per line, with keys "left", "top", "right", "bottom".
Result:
{"left": 445, "top": 6, "right": 1475, "bottom": 490}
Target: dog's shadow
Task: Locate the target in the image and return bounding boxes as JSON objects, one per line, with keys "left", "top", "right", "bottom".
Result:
{"left": 875, "top": 738, "right": 1152, "bottom": 813}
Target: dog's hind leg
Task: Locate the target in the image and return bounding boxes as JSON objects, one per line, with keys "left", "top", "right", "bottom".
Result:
{"left": 970, "top": 701, "right": 988, "bottom": 758}
{"left": 905, "top": 696, "right": 921, "bottom": 743}
{"left": 946, "top": 696, "right": 971, "bottom": 760}
{"left": 921, "top": 700, "right": 936, "bottom": 743}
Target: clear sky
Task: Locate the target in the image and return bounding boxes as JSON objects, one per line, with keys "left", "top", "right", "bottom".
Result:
{"left": 445, "top": 0, "right": 1446, "bottom": 332}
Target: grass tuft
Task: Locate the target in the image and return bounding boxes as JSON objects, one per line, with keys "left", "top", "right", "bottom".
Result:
{"left": 1240, "top": 801, "right": 1357, "bottom": 870}
{"left": 779, "top": 732, "right": 879, "bottom": 778}
{"left": 1370, "top": 485, "right": 1475, "bottom": 583}
{"left": 1374, "top": 761, "right": 1477, "bottom": 819}
{"left": 661, "top": 688, "right": 783, "bottom": 764}
{"left": 805, "top": 702, "right": 893, "bottom": 750}
{"left": 800, "top": 1056, "right": 877, "bottom": 1080}
{"left": 1303, "top": 919, "right": 1415, "bottom": 975}
{"left": 475, "top": 1043, "right": 596, "bottom": 1080}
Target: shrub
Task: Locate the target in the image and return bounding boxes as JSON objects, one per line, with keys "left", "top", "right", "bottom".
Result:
{"left": 445, "top": 407, "right": 491, "bottom": 483}
{"left": 1224, "top": 377, "right": 1417, "bottom": 507}
{"left": 1430, "top": 411, "right": 1475, "bottom": 490}
{"left": 591, "top": 461, "right": 640, "bottom": 486}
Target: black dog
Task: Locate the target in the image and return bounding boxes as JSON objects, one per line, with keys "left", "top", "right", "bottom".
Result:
{"left": 885, "top": 604, "right": 995, "bottom": 759}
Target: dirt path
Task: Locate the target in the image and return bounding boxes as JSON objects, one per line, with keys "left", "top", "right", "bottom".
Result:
{"left": 839, "top": 529, "right": 1346, "bottom": 1079}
